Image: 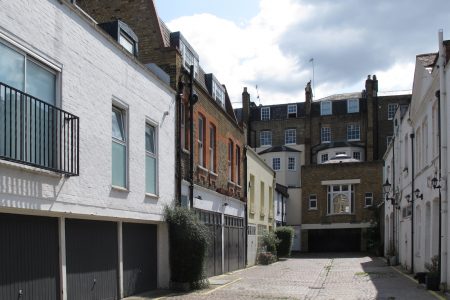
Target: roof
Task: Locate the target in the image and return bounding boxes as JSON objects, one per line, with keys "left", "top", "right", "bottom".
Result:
{"left": 416, "top": 53, "right": 438, "bottom": 68}
{"left": 275, "top": 183, "right": 289, "bottom": 198}
{"left": 258, "top": 145, "right": 300, "bottom": 155}
{"left": 323, "top": 154, "right": 360, "bottom": 164}
{"left": 234, "top": 108, "right": 243, "bottom": 123}
{"left": 315, "top": 92, "right": 362, "bottom": 102}
{"left": 159, "top": 18, "right": 171, "bottom": 47}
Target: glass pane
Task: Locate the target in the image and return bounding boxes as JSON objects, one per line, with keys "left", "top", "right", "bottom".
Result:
{"left": 146, "top": 155, "right": 156, "bottom": 194}
{"left": 119, "top": 33, "right": 134, "bottom": 54}
{"left": 112, "top": 141, "right": 126, "bottom": 187}
{"left": 112, "top": 108, "right": 124, "bottom": 141}
{"left": 145, "top": 124, "right": 155, "bottom": 153}
{"left": 0, "top": 42, "right": 25, "bottom": 90}
{"left": 26, "top": 60, "right": 56, "bottom": 105}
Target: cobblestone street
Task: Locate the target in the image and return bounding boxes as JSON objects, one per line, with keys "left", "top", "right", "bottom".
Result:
{"left": 133, "top": 253, "right": 441, "bottom": 300}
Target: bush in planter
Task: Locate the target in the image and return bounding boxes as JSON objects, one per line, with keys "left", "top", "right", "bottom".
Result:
{"left": 425, "top": 255, "right": 440, "bottom": 291}
{"left": 165, "top": 206, "right": 209, "bottom": 290}
{"left": 257, "top": 252, "right": 277, "bottom": 265}
{"left": 275, "top": 227, "right": 294, "bottom": 257}
{"left": 261, "top": 230, "right": 280, "bottom": 256}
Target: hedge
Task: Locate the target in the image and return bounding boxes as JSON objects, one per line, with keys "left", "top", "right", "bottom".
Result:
{"left": 275, "top": 226, "right": 294, "bottom": 257}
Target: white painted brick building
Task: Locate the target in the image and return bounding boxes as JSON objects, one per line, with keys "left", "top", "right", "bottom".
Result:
{"left": 0, "top": 0, "right": 175, "bottom": 299}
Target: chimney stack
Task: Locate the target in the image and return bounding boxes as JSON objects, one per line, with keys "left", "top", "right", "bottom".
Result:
{"left": 242, "top": 87, "right": 250, "bottom": 125}
{"left": 305, "top": 81, "right": 312, "bottom": 115}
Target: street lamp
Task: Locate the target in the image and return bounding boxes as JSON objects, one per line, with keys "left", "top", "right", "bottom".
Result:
{"left": 414, "top": 188, "right": 423, "bottom": 200}
{"left": 383, "top": 179, "right": 392, "bottom": 195}
{"left": 432, "top": 176, "right": 441, "bottom": 189}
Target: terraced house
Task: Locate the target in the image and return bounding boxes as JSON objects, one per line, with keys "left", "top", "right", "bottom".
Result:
{"left": 0, "top": 1, "right": 175, "bottom": 299}
{"left": 242, "top": 78, "right": 410, "bottom": 252}
{"left": 78, "top": 0, "right": 247, "bottom": 276}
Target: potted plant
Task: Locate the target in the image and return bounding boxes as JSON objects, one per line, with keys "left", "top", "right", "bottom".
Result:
{"left": 425, "top": 255, "right": 440, "bottom": 291}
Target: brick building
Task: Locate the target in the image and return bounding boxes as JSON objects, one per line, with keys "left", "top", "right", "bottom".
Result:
{"left": 78, "top": 0, "right": 246, "bottom": 276}
{"left": 242, "top": 77, "right": 411, "bottom": 251}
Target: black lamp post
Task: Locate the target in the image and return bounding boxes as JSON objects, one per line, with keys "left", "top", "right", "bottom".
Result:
{"left": 414, "top": 188, "right": 423, "bottom": 200}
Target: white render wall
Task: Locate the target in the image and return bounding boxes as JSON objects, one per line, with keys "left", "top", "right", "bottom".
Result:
{"left": 0, "top": 0, "right": 176, "bottom": 221}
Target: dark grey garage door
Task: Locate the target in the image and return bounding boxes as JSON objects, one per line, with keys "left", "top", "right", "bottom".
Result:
{"left": 308, "top": 228, "right": 361, "bottom": 252}
{"left": 196, "top": 210, "right": 222, "bottom": 277}
{"left": 0, "top": 213, "right": 60, "bottom": 300}
{"left": 224, "top": 215, "right": 245, "bottom": 273}
{"left": 123, "top": 223, "right": 157, "bottom": 297}
{"left": 66, "top": 219, "right": 118, "bottom": 300}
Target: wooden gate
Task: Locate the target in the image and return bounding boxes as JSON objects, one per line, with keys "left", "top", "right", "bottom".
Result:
{"left": 0, "top": 213, "right": 60, "bottom": 300}
{"left": 196, "top": 210, "right": 222, "bottom": 277}
{"left": 224, "top": 215, "right": 245, "bottom": 273}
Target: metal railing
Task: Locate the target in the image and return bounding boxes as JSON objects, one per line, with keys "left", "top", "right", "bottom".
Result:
{"left": 0, "top": 82, "right": 79, "bottom": 176}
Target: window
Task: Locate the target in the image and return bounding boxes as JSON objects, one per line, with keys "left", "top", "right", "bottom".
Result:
{"left": 347, "top": 99, "right": 359, "bottom": 113}
{"left": 321, "top": 153, "right": 328, "bottom": 163}
{"left": 269, "top": 186, "right": 274, "bottom": 218}
{"left": 386, "top": 136, "right": 393, "bottom": 147}
{"left": 112, "top": 107, "right": 127, "bottom": 188}
{"left": 287, "top": 104, "right": 297, "bottom": 118}
{"left": 327, "top": 184, "right": 354, "bottom": 214}
{"left": 145, "top": 123, "right": 157, "bottom": 195}
{"left": 288, "top": 157, "right": 296, "bottom": 171}
{"left": 119, "top": 31, "right": 135, "bottom": 55}
{"left": 180, "top": 102, "right": 186, "bottom": 149}
{"left": 260, "top": 131, "right": 272, "bottom": 146}
{"left": 261, "top": 107, "right": 270, "bottom": 120}
{"left": 272, "top": 157, "right": 281, "bottom": 171}
{"left": 236, "top": 146, "right": 241, "bottom": 185}
{"left": 388, "top": 103, "right": 398, "bottom": 120}
{"left": 309, "top": 195, "right": 317, "bottom": 210}
{"left": 180, "top": 40, "right": 199, "bottom": 77}
{"left": 249, "top": 174, "right": 255, "bottom": 213}
{"left": 320, "top": 101, "right": 332, "bottom": 115}
{"left": 260, "top": 182, "right": 265, "bottom": 215}
{"left": 198, "top": 116, "right": 205, "bottom": 167}
{"left": 352, "top": 152, "right": 361, "bottom": 161}
{"left": 321, "top": 127, "right": 331, "bottom": 143}
{"left": 228, "top": 140, "right": 233, "bottom": 181}
{"left": 212, "top": 81, "right": 225, "bottom": 107}
{"left": 285, "top": 128, "right": 296, "bottom": 144}
{"left": 209, "top": 124, "right": 216, "bottom": 172}
{"left": 365, "top": 192, "right": 373, "bottom": 207}
{"left": 347, "top": 123, "right": 360, "bottom": 141}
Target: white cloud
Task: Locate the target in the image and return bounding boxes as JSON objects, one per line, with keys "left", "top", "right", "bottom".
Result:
{"left": 166, "top": 0, "right": 449, "bottom": 106}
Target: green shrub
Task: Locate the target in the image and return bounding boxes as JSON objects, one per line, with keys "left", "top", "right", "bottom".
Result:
{"left": 275, "top": 227, "right": 294, "bottom": 257}
{"left": 257, "top": 252, "right": 277, "bottom": 265}
{"left": 262, "top": 230, "right": 280, "bottom": 256}
{"left": 165, "top": 206, "right": 209, "bottom": 289}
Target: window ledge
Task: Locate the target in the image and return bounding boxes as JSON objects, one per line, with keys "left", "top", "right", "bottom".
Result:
{"left": 347, "top": 139, "right": 360, "bottom": 142}
{"left": 182, "top": 149, "right": 190, "bottom": 155}
{"left": 364, "top": 205, "right": 373, "bottom": 208}
{"left": 309, "top": 208, "right": 318, "bottom": 211}
{"left": 111, "top": 185, "right": 129, "bottom": 192}
{"left": 228, "top": 180, "right": 236, "bottom": 186}
{"left": 326, "top": 213, "right": 354, "bottom": 216}
{"left": 197, "top": 165, "right": 209, "bottom": 173}
{"left": 145, "top": 193, "right": 159, "bottom": 199}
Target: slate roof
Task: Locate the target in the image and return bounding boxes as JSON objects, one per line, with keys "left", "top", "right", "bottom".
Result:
{"left": 315, "top": 92, "right": 362, "bottom": 102}
{"left": 417, "top": 53, "right": 437, "bottom": 68}
{"left": 258, "top": 145, "right": 300, "bottom": 155}
{"left": 159, "top": 18, "right": 171, "bottom": 47}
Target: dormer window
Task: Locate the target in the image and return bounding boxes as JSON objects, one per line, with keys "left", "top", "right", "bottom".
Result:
{"left": 119, "top": 31, "right": 135, "bottom": 54}
{"left": 98, "top": 20, "right": 139, "bottom": 57}
{"left": 180, "top": 40, "right": 199, "bottom": 77}
{"left": 212, "top": 81, "right": 225, "bottom": 107}
{"left": 320, "top": 101, "right": 332, "bottom": 115}
{"left": 287, "top": 104, "right": 297, "bottom": 118}
{"left": 347, "top": 99, "right": 359, "bottom": 113}
{"left": 261, "top": 107, "right": 270, "bottom": 120}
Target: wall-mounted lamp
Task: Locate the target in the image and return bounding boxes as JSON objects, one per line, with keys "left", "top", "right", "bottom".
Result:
{"left": 196, "top": 195, "right": 202, "bottom": 200}
{"left": 431, "top": 176, "right": 441, "bottom": 189}
{"left": 223, "top": 202, "right": 229, "bottom": 207}
{"left": 414, "top": 189, "right": 423, "bottom": 200}
{"left": 382, "top": 179, "right": 396, "bottom": 204}
{"left": 405, "top": 194, "right": 412, "bottom": 203}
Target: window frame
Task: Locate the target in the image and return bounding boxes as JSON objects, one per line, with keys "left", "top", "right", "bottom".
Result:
{"left": 284, "top": 128, "right": 296, "bottom": 145}
{"left": 111, "top": 103, "right": 128, "bottom": 189}
{"left": 119, "top": 30, "right": 135, "bottom": 55}
{"left": 388, "top": 103, "right": 398, "bottom": 120}
{"left": 287, "top": 104, "right": 297, "bottom": 118}
{"left": 321, "top": 153, "right": 329, "bottom": 163}
{"left": 198, "top": 115, "right": 205, "bottom": 167}
{"left": 209, "top": 124, "right": 216, "bottom": 173}
{"left": 327, "top": 184, "right": 355, "bottom": 215}
{"left": 287, "top": 157, "right": 296, "bottom": 171}
{"left": 320, "top": 101, "right": 332, "bottom": 115}
{"left": 352, "top": 151, "right": 361, "bottom": 161}
{"left": 364, "top": 192, "right": 373, "bottom": 207}
{"left": 321, "top": 127, "right": 331, "bottom": 143}
{"left": 236, "top": 145, "right": 241, "bottom": 186}
{"left": 261, "top": 107, "right": 270, "bottom": 121}
{"left": 272, "top": 157, "right": 281, "bottom": 171}
{"left": 309, "top": 194, "right": 318, "bottom": 210}
{"left": 347, "top": 123, "right": 360, "bottom": 141}
{"left": 260, "top": 130, "right": 272, "bottom": 147}
{"left": 145, "top": 121, "right": 158, "bottom": 196}
{"left": 347, "top": 99, "right": 359, "bottom": 113}
{"left": 228, "top": 140, "right": 234, "bottom": 182}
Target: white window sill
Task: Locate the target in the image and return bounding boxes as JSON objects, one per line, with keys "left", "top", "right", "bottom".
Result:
{"left": 321, "top": 141, "right": 331, "bottom": 144}
{"left": 182, "top": 149, "right": 190, "bottom": 155}
{"left": 364, "top": 205, "right": 373, "bottom": 208}
{"left": 260, "top": 145, "right": 272, "bottom": 148}
{"left": 347, "top": 139, "right": 360, "bottom": 142}
{"left": 209, "top": 171, "right": 218, "bottom": 177}
{"left": 111, "top": 185, "right": 129, "bottom": 192}
{"left": 197, "top": 165, "right": 209, "bottom": 172}
{"left": 145, "top": 193, "right": 159, "bottom": 199}
{"left": 309, "top": 208, "right": 318, "bottom": 211}
{"left": 285, "top": 143, "right": 296, "bottom": 146}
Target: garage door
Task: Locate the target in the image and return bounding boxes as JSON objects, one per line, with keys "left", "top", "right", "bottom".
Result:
{"left": 0, "top": 213, "right": 60, "bottom": 300}
{"left": 66, "top": 219, "right": 118, "bottom": 300}
{"left": 308, "top": 228, "right": 361, "bottom": 252}
{"left": 197, "top": 210, "right": 222, "bottom": 277}
{"left": 122, "top": 223, "right": 157, "bottom": 297}
{"left": 224, "top": 215, "right": 245, "bottom": 273}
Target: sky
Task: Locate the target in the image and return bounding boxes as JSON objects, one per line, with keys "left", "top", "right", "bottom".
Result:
{"left": 155, "top": 0, "right": 450, "bottom": 106}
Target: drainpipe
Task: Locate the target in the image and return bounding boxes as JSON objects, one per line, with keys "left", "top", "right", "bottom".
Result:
{"left": 176, "top": 82, "right": 183, "bottom": 206}
{"left": 189, "top": 65, "right": 197, "bottom": 209}
{"left": 436, "top": 89, "right": 442, "bottom": 285}
{"left": 244, "top": 147, "right": 248, "bottom": 266}
{"left": 392, "top": 136, "right": 396, "bottom": 254}
{"left": 410, "top": 132, "right": 415, "bottom": 274}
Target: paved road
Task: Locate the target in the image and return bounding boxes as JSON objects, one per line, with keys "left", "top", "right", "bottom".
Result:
{"left": 131, "top": 253, "right": 440, "bottom": 300}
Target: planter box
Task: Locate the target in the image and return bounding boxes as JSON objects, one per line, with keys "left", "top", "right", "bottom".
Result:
{"left": 414, "top": 272, "right": 427, "bottom": 284}
{"left": 425, "top": 274, "right": 440, "bottom": 291}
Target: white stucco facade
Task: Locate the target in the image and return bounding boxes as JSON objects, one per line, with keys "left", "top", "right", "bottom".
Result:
{"left": 0, "top": 0, "right": 175, "bottom": 293}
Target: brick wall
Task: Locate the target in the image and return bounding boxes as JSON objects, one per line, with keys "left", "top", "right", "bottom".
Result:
{"left": 301, "top": 161, "right": 383, "bottom": 224}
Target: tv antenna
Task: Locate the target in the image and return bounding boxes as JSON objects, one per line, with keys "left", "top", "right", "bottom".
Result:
{"left": 255, "top": 85, "right": 261, "bottom": 105}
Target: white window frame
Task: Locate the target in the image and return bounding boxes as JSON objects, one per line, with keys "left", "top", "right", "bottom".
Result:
{"left": 284, "top": 128, "right": 296, "bottom": 145}
{"left": 321, "top": 153, "right": 329, "bottom": 163}
{"left": 209, "top": 124, "right": 215, "bottom": 172}
{"left": 388, "top": 103, "right": 398, "bottom": 120}
{"left": 287, "top": 104, "right": 297, "bottom": 118}
{"left": 287, "top": 157, "right": 296, "bottom": 171}
{"left": 272, "top": 157, "right": 281, "bottom": 171}
{"left": 212, "top": 81, "right": 225, "bottom": 107}
{"left": 180, "top": 40, "right": 199, "bottom": 77}
{"left": 309, "top": 194, "right": 317, "bottom": 210}
{"left": 260, "top": 130, "right": 272, "bottom": 146}
{"left": 327, "top": 184, "right": 355, "bottom": 215}
{"left": 198, "top": 116, "right": 205, "bottom": 167}
{"left": 145, "top": 121, "right": 158, "bottom": 196}
{"left": 320, "top": 101, "right": 332, "bottom": 115}
{"left": 352, "top": 151, "right": 361, "bottom": 161}
{"left": 112, "top": 102, "right": 128, "bottom": 189}
{"left": 119, "top": 31, "right": 135, "bottom": 55}
{"left": 228, "top": 140, "right": 233, "bottom": 182}
{"left": 364, "top": 192, "right": 373, "bottom": 207}
{"left": 321, "top": 127, "right": 331, "bottom": 143}
{"left": 347, "top": 123, "right": 360, "bottom": 141}
{"left": 261, "top": 107, "right": 270, "bottom": 120}
{"left": 347, "top": 99, "right": 359, "bottom": 113}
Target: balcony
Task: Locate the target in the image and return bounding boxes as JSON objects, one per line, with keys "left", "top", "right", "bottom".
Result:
{"left": 0, "top": 82, "right": 79, "bottom": 176}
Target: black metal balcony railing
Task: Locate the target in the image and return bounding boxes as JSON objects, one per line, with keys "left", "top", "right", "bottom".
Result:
{"left": 0, "top": 82, "right": 79, "bottom": 176}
